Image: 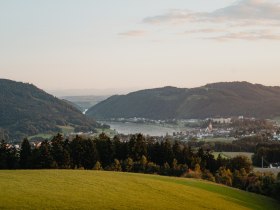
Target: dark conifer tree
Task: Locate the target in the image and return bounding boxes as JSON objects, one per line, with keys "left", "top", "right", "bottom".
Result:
{"left": 161, "top": 140, "right": 174, "bottom": 165}
{"left": 0, "top": 140, "right": 8, "bottom": 169}
{"left": 38, "top": 140, "right": 54, "bottom": 169}
{"left": 19, "top": 138, "right": 32, "bottom": 169}
{"left": 173, "top": 141, "right": 183, "bottom": 164}
{"left": 197, "top": 148, "right": 206, "bottom": 170}
{"left": 6, "top": 146, "right": 18, "bottom": 169}
{"left": 204, "top": 150, "right": 216, "bottom": 173}
{"left": 112, "top": 136, "right": 127, "bottom": 161}
{"left": 81, "top": 139, "right": 98, "bottom": 169}
{"left": 128, "top": 134, "right": 147, "bottom": 161}
{"left": 70, "top": 135, "right": 84, "bottom": 169}
{"left": 182, "top": 145, "right": 192, "bottom": 166}
{"left": 51, "top": 134, "right": 68, "bottom": 168}
{"left": 149, "top": 141, "right": 162, "bottom": 165}
{"left": 95, "top": 133, "right": 113, "bottom": 167}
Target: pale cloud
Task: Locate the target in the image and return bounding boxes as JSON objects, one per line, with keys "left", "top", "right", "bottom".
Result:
{"left": 143, "top": 9, "right": 202, "bottom": 24}
{"left": 118, "top": 30, "right": 147, "bottom": 37}
{"left": 144, "top": 0, "right": 280, "bottom": 24}
{"left": 142, "top": 0, "right": 280, "bottom": 40}
{"left": 211, "top": 0, "right": 280, "bottom": 22}
{"left": 184, "top": 28, "right": 225, "bottom": 34}
{"left": 210, "top": 30, "right": 280, "bottom": 41}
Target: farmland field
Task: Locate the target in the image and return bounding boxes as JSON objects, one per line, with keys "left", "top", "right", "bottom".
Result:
{"left": 254, "top": 167, "right": 280, "bottom": 176}
{"left": 0, "top": 170, "right": 279, "bottom": 210}
{"left": 57, "top": 125, "right": 75, "bottom": 134}
{"left": 28, "top": 133, "right": 53, "bottom": 140}
{"left": 95, "top": 128, "right": 118, "bottom": 137}
{"left": 213, "top": 152, "right": 254, "bottom": 159}
{"left": 203, "top": 137, "right": 235, "bottom": 143}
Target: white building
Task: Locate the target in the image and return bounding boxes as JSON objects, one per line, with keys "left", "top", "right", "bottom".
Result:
{"left": 212, "top": 118, "right": 232, "bottom": 124}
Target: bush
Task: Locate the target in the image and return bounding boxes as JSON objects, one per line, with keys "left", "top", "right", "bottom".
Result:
{"left": 93, "top": 161, "right": 102, "bottom": 170}
{"left": 202, "top": 170, "right": 215, "bottom": 182}
{"left": 215, "top": 167, "right": 232, "bottom": 186}
{"left": 146, "top": 162, "right": 160, "bottom": 174}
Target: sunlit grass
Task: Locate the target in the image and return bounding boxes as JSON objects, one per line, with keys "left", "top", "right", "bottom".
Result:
{"left": 57, "top": 125, "right": 75, "bottom": 134}
{"left": 0, "top": 170, "right": 279, "bottom": 210}
{"left": 203, "top": 137, "right": 235, "bottom": 143}
{"left": 28, "top": 133, "right": 53, "bottom": 140}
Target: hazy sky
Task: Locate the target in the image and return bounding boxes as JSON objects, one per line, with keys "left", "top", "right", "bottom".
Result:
{"left": 1, "top": 0, "right": 280, "bottom": 94}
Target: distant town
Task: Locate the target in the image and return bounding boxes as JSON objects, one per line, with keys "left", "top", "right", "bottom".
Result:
{"left": 96, "top": 116, "right": 280, "bottom": 141}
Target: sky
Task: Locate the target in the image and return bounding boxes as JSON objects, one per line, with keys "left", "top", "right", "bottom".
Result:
{"left": 1, "top": 0, "right": 280, "bottom": 95}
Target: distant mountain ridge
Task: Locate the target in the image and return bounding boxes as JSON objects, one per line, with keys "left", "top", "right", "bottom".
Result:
{"left": 86, "top": 82, "right": 280, "bottom": 120}
{"left": 0, "top": 79, "right": 101, "bottom": 140}
{"left": 61, "top": 95, "right": 110, "bottom": 112}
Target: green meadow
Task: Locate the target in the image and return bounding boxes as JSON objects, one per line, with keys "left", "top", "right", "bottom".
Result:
{"left": 0, "top": 170, "right": 279, "bottom": 210}
{"left": 203, "top": 137, "right": 235, "bottom": 143}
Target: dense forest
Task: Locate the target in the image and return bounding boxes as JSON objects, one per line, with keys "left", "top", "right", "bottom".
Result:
{"left": 87, "top": 82, "right": 280, "bottom": 119}
{"left": 253, "top": 143, "right": 280, "bottom": 167}
{"left": 1, "top": 133, "right": 280, "bottom": 201}
{"left": 0, "top": 79, "right": 105, "bottom": 140}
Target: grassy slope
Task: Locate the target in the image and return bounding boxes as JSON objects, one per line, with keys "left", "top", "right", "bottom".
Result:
{"left": 0, "top": 170, "right": 279, "bottom": 210}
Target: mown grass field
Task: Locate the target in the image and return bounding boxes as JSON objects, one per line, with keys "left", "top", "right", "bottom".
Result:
{"left": 0, "top": 170, "right": 279, "bottom": 210}
{"left": 213, "top": 152, "right": 254, "bottom": 159}
{"left": 57, "top": 125, "right": 75, "bottom": 134}
{"left": 203, "top": 137, "right": 235, "bottom": 143}
{"left": 95, "top": 128, "right": 118, "bottom": 137}
{"left": 28, "top": 125, "right": 74, "bottom": 140}
{"left": 28, "top": 133, "right": 53, "bottom": 140}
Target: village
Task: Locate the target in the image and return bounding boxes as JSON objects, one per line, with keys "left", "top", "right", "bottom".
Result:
{"left": 98, "top": 116, "right": 280, "bottom": 142}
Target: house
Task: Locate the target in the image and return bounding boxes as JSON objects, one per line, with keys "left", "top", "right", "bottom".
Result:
{"left": 212, "top": 118, "right": 232, "bottom": 124}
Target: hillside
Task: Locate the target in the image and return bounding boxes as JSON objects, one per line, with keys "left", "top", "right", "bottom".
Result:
{"left": 62, "top": 99, "right": 83, "bottom": 112}
{"left": 86, "top": 82, "right": 280, "bottom": 120}
{"left": 0, "top": 79, "right": 101, "bottom": 140}
{"left": 0, "top": 170, "right": 278, "bottom": 210}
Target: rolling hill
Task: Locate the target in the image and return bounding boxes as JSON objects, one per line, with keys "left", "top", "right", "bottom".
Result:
{"left": 0, "top": 79, "right": 101, "bottom": 140}
{"left": 86, "top": 82, "right": 280, "bottom": 120}
{"left": 62, "top": 99, "right": 84, "bottom": 112}
{"left": 0, "top": 170, "right": 279, "bottom": 210}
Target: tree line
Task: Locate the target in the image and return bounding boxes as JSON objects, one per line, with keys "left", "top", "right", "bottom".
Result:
{"left": 188, "top": 135, "right": 279, "bottom": 153}
{"left": 253, "top": 143, "right": 280, "bottom": 167}
{"left": 0, "top": 133, "right": 280, "bottom": 201}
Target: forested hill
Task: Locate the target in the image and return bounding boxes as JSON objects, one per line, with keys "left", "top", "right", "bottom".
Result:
{"left": 86, "top": 82, "right": 280, "bottom": 120}
{"left": 0, "top": 79, "right": 101, "bottom": 140}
